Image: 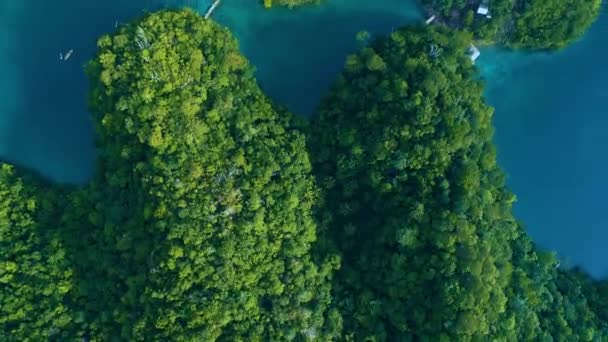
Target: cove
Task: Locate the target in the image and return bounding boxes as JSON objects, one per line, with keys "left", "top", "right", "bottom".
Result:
{"left": 0, "top": 0, "right": 606, "bottom": 277}
{"left": 476, "top": 9, "right": 608, "bottom": 278}
{"left": 0, "top": 0, "right": 168, "bottom": 183}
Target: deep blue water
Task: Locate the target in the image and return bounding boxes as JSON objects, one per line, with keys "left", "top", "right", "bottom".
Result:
{"left": 0, "top": 0, "right": 606, "bottom": 277}
{"left": 477, "top": 9, "right": 608, "bottom": 278}
{"left": 0, "top": 1, "right": 167, "bottom": 183}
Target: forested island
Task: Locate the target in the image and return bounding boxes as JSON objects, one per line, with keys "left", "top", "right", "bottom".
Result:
{"left": 417, "top": 0, "right": 603, "bottom": 49}
{"left": 1, "top": 8, "right": 607, "bottom": 341}
{"left": 264, "top": 0, "right": 601, "bottom": 50}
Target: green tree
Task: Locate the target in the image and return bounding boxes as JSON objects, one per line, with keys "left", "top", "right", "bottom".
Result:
{"left": 0, "top": 165, "right": 75, "bottom": 340}
{"left": 418, "top": 0, "right": 601, "bottom": 49}
{"left": 79, "top": 9, "right": 339, "bottom": 340}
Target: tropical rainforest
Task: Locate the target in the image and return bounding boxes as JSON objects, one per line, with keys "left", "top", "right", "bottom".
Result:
{"left": 264, "top": 0, "right": 601, "bottom": 50}
{"left": 418, "top": 0, "right": 602, "bottom": 49}
{"left": 1, "top": 8, "right": 607, "bottom": 341}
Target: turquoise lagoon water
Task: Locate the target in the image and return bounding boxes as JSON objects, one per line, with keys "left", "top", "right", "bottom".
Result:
{"left": 0, "top": 0, "right": 606, "bottom": 277}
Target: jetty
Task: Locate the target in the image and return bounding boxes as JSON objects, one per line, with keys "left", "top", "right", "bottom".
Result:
{"left": 204, "top": 0, "right": 221, "bottom": 20}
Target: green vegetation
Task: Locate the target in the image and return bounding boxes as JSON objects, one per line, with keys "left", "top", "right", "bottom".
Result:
{"left": 262, "top": 0, "right": 321, "bottom": 9}
{"left": 310, "top": 25, "right": 607, "bottom": 339}
{"left": 3, "top": 10, "right": 338, "bottom": 340}
{"left": 1, "top": 8, "right": 607, "bottom": 341}
{"left": 510, "top": 0, "right": 603, "bottom": 49}
{"left": 419, "top": 0, "right": 602, "bottom": 49}
{"left": 0, "top": 166, "right": 74, "bottom": 340}
{"left": 80, "top": 9, "right": 338, "bottom": 340}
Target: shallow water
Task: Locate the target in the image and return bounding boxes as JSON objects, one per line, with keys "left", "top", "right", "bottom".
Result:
{"left": 0, "top": 0, "right": 606, "bottom": 277}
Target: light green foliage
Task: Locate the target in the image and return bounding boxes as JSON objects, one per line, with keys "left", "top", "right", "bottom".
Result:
{"left": 1, "top": 8, "right": 607, "bottom": 342}
{"left": 81, "top": 9, "right": 338, "bottom": 340}
{"left": 310, "top": 26, "right": 608, "bottom": 339}
{"left": 0, "top": 165, "right": 74, "bottom": 340}
{"left": 419, "top": 0, "right": 601, "bottom": 49}
{"left": 262, "top": 0, "right": 321, "bottom": 9}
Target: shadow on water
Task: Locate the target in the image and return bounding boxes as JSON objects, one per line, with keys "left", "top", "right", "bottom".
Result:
{"left": 3, "top": 0, "right": 165, "bottom": 184}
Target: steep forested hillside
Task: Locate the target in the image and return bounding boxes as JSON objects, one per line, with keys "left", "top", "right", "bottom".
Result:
{"left": 79, "top": 9, "right": 338, "bottom": 340}
{"left": 2, "top": 9, "right": 339, "bottom": 341}
{"left": 310, "top": 25, "right": 607, "bottom": 340}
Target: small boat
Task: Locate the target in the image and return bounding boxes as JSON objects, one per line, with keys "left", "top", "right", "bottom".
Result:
{"left": 64, "top": 49, "right": 74, "bottom": 61}
{"left": 59, "top": 52, "right": 63, "bottom": 61}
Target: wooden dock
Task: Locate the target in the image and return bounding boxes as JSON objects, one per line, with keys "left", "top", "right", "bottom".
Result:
{"left": 205, "top": 0, "right": 221, "bottom": 20}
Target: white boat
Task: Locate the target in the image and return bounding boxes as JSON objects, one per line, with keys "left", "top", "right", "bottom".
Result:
{"left": 64, "top": 49, "right": 74, "bottom": 61}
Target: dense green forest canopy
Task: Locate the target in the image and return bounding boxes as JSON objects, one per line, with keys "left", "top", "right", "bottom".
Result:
{"left": 310, "top": 25, "right": 607, "bottom": 339}
{"left": 263, "top": 0, "right": 601, "bottom": 49}
{"left": 1, "top": 8, "right": 607, "bottom": 341}
{"left": 418, "top": 0, "right": 602, "bottom": 49}
{"left": 0, "top": 166, "right": 73, "bottom": 340}
{"left": 2, "top": 9, "right": 338, "bottom": 340}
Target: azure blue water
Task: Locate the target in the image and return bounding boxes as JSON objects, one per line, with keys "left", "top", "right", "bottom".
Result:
{"left": 0, "top": 0, "right": 606, "bottom": 277}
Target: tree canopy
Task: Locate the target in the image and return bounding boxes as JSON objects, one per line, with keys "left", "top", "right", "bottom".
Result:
{"left": 3, "top": 9, "right": 338, "bottom": 341}
{"left": 81, "top": 9, "right": 339, "bottom": 340}
{"left": 1, "top": 8, "right": 606, "bottom": 342}
{"left": 419, "top": 0, "right": 601, "bottom": 49}
{"left": 310, "top": 25, "right": 608, "bottom": 339}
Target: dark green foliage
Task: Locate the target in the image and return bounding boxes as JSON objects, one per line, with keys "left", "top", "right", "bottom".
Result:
{"left": 510, "top": 0, "right": 602, "bottom": 49}
{"left": 419, "top": 0, "right": 601, "bottom": 49}
{"left": 310, "top": 26, "right": 607, "bottom": 339}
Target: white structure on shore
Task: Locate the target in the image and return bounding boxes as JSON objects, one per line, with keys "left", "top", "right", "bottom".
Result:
{"left": 477, "top": 4, "right": 489, "bottom": 16}
{"left": 468, "top": 44, "right": 480, "bottom": 63}
{"left": 477, "top": 1, "right": 492, "bottom": 18}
